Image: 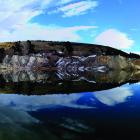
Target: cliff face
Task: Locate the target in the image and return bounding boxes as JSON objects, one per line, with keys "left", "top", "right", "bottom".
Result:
{"left": 1, "top": 54, "right": 49, "bottom": 70}
{"left": 1, "top": 41, "right": 140, "bottom": 94}
{"left": 96, "top": 55, "right": 130, "bottom": 70}
{"left": 131, "top": 59, "right": 140, "bottom": 69}
{"left": 0, "top": 54, "right": 130, "bottom": 76}
{"left": 0, "top": 40, "right": 139, "bottom": 72}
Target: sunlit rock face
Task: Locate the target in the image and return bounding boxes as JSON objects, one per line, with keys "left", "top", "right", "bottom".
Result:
{"left": 1, "top": 54, "right": 110, "bottom": 76}
{"left": 0, "top": 40, "right": 140, "bottom": 73}
{"left": 56, "top": 55, "right": 130, "bottom": 80}
{"left": 56, "top": 55, "right": 108, "bottom": 79}
{"left": 1, "top": 54, "right": 49, "bottom": 70}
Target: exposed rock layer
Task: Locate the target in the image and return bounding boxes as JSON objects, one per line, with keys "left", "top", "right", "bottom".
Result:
{"left": 0, "top": 40, "right": 140, "bottom": 72}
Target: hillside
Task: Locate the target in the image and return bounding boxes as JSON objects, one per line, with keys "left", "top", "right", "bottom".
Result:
{"left": 0, "top": 40, "right": 139, "bottom": 71}
{"left": 0, "top": 40, "right": 131, "bottom": 56}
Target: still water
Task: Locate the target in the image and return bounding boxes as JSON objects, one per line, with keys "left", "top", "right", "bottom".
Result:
{"left": 0, "top": 71, "right": 140, "bottom": 140}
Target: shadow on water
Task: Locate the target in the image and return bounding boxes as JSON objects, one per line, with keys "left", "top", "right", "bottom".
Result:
{"left": 0, "top": 70, "right": 140, "bottom": 139}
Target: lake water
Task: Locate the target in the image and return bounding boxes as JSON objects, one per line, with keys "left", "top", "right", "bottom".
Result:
{"left": 0, "top": 71, "right": 140, "bottom": 140}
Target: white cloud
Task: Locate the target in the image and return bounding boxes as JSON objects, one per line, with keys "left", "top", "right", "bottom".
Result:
{"left": 0, "top": 0, "right": 97, "bottom": 42}
{"left": 0, "top": 0, "right": 50, "bottom": 32}
{"left": 94, "top": 87, "right": 133, "bottom": 106}
{"left": 0, "top": 93, "right": 94, "bottom": 111}
{"left": 0, "top": 86, "right": 133, "bottom": 110}
{"left": 0, "top": 0, "right": 96, "bottom": 42}
{"left": 59, "top": 0, "right": 75, "bottom": 4}
{"left": 0, "top": 24, "right": 97, "bottom": 42}
{"left": 0, "top": 0, "right": 42, "bottom": 23}
{"left": 95, "top": 29, "right": 134, "bottom": 49}
{"left": 58, "top": 0, "right": 98, "bottom": 17}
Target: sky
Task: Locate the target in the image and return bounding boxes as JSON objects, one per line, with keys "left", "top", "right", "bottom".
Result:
{"left": 0, "top": 0, "right": 139, "bottom": 53}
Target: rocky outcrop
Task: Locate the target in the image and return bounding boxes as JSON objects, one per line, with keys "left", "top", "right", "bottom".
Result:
{"left": 1, "top": 54, "right": 49, "bottom": 70}
{"left": 0, "top": 40, "right": 139, "bottom": 72}
{"left": 130, "top": 59, "right": 140, "bottom": 70}
{"left": 104, "top": 55, "right": 130, "bottom": 70}
{"left": 0, "top": 53, "right": 131, "bottom": 78}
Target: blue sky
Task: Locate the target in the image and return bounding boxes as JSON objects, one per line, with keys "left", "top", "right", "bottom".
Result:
{"left": 0, "top": 0, "right": 139, "bottom": 53}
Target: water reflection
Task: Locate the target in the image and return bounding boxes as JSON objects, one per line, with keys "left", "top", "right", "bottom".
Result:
{"left": 0, "top": 70, "right": 139, "bottom": 94}
{"left": 94, "top": 86, "right": 133, "bottom": 106}
{"left": 0, "top": 83, "right": 139, "bottom": 139}
{"left": 0, "top": 85, "right": 134, "bottom": 111}
{"left": 1, "top": 70, "right": 140, "bottom": 139}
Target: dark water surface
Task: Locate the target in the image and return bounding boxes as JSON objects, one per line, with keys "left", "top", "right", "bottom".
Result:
{"left": 0, "top": 71, "right": 140, "bottom": 140}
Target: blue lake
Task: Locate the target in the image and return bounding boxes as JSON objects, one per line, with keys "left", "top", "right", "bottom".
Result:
{"left": 0, "top": 82, "right": 140, "bottom": 140}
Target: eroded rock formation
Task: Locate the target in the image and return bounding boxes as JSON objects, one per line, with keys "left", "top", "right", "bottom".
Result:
{"left": 0, "top": 40, "right": 140, "bottom": 74}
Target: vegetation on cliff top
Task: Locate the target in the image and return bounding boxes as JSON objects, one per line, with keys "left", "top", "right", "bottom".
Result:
{"left": 0, "top": 40, "right": 139, "bottom": 58}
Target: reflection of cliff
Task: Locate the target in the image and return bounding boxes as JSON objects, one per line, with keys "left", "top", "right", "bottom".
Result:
{"left": 0, "top": 69, "right": 139, "bottom": 94}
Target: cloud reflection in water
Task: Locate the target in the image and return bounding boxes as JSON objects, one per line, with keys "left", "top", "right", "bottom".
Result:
{"left": 0, "top": 86, "right": 134, "bottom": 114}
{"left": 94, "top": 87, "right": 133, "bottom": 106}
